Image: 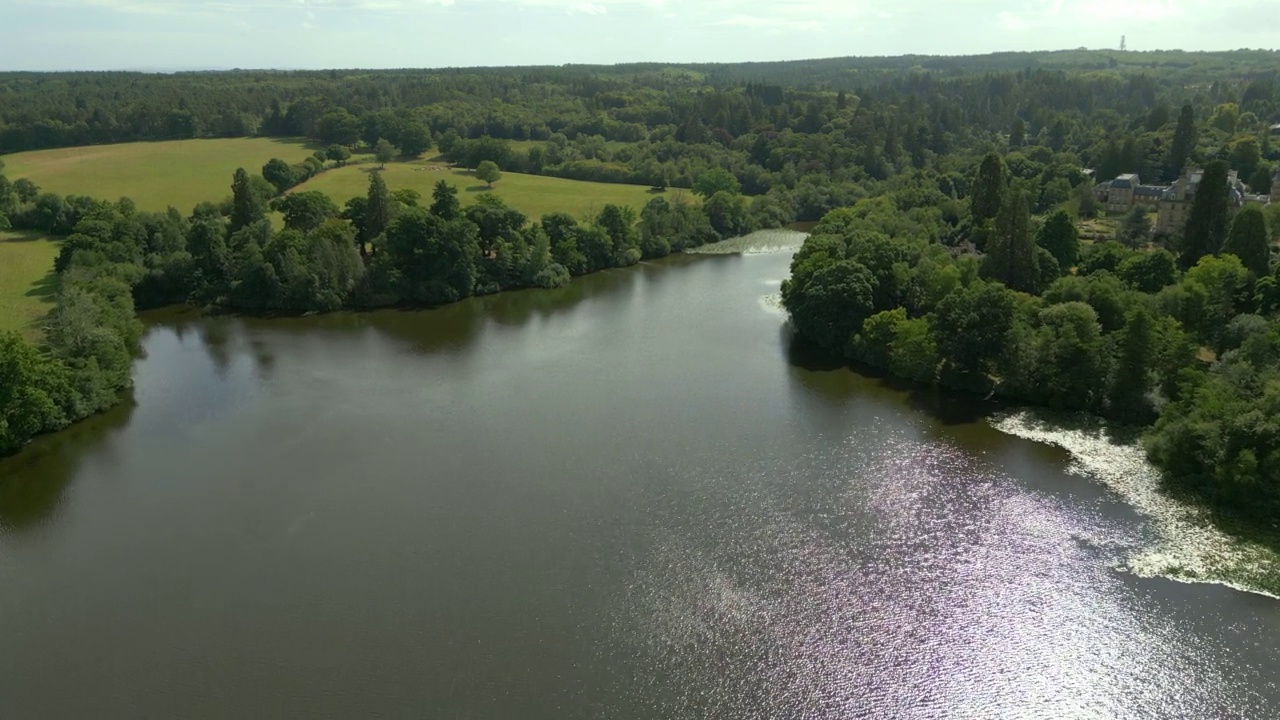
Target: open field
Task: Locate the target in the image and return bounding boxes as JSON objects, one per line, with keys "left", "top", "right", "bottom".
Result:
{"left": 0, "top": 231, "right": 59, "bottom": 339}
{"left": 290, "top": 162, "right": 673, "bottom": 221}
{"left": 1, "top": 138, "right": 317, "bottom": 213}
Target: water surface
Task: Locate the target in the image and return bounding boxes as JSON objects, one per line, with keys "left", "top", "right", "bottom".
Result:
{"left": 2, "top": 250, "right": 1278, "bottom": 718}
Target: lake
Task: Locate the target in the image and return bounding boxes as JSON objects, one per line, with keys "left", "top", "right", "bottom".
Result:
{"left": 2, "top": 243, "right": 1278, "bottom": 718}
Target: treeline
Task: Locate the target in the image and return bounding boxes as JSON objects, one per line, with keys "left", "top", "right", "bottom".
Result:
{"left": 782, "top": 151, "right": 1280, "bottom": 520}
{"left": 3, "top": 54, "right": 1278, "bottom": 228}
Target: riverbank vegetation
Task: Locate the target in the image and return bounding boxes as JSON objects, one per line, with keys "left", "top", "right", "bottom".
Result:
{"left": 2, "top": 50, "right": 1280, "bottom": 543}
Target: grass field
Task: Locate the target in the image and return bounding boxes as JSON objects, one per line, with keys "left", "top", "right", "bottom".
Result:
{"left": 0, "top": 231, "right": 59, "bottom": 339}
{"left": 290, "top": 161, "right": 673, "bottom": 221}
{"left": 1, "top": 138, "right": 317, "bottom": 213}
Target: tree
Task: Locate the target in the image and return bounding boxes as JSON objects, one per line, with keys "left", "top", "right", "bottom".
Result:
{"left": 397, "top": 122, "right": 432, "bottom": 159}
{"left": 475, "top": 160, "right": 502, "bottom": 189}
{"left": 374, "top": 138, "right": 397, "bottom": 168}
{"left": 932, "top": 281, "right": 1016, "bottom": 393}
{"left": 982, "top": 186, "right": 1036, "bottom": 292}
{"left": 1180, "top": 160, "right": 1230, "bottom": 268}
{"left": 316, "top": 108, "right": 362, "bottom": 147}
{"left": 325, "top": 144, "right": 352, "bottom": 167}
{"left": 703, "top": 190, "right": 757, "bottom": 239}
{"left": 1009, "top": 118, "right": 1026, "bottom": 148}
{"left": 692, "top": 168, "right": 741, "bottom": 199}
{"left": 1031, "top": 302, "right": 1109, "bottom": 411}
{"left": 430, "top": 180, "right": 461, "bottom": 220}
{"left": 1108, "top": 308, "right": 1157, "bottom": 423}
{"left": 262, "top": 158, "right": 296, "bottom": 194}
{"left": 783, "top": 260, "right": 877, "bottom": 353}
{"left": 1166, "top": 104, "right": 1197, "bottom": 181}
{"left": 1036, "top": 209, "right": 1079, "bottom": 269}
{"left": 273, "top": 191, "right": 339, "bottom": 235}
{"left": 1117, "top": 249, "right": 1178, "bottom": 293}
{"left": 365, "top": 171, "right": 394, "bottom": 250}
{"left": 1223, "top": 205, "right": 1271, "bottom": 276}
{"left": 1116, "top": 206, "right": 1152, "bottom": 249}
{"left": 969, "top": 152, "right": 1008, "bottom": 223}
{"left": 230, "top": 168, "right": 266, "bottom": 232}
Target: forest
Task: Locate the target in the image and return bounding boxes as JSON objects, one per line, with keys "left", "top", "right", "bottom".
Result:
{"left": 2, "top": 49, "right": 1280, "bottom": 527}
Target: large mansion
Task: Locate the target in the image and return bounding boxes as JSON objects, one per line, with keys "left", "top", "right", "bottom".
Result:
{"left": 1095, "top": 166, "right": 1280, "bottom": 235}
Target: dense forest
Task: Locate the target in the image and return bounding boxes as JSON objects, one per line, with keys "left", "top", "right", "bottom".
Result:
{"left": 2, "top": 50, "right": 1280, "bottom": 528}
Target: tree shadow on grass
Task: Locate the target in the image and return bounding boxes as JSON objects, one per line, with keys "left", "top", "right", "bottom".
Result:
{"left": 24, "top": 269, "right": 58, "bottom": 301}
{"left": 465, "top": 185, "right": 493, "bottom": 193}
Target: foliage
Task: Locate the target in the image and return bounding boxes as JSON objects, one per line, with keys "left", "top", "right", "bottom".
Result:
{"left": 475, "top": 160, "right": 503, "bottom": 189}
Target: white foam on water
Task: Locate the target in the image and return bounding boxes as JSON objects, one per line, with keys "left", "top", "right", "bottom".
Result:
{"left": 991, "top": 411, "right": 1280, "bottom": 599}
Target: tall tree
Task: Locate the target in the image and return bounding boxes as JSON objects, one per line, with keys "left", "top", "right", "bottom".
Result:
{"left": 365, "top": 170, "right": 394, "bottom": 249}
{"left": 229, "top": 168, "right": 265, "bottom": 232}
{"left": 430, "top": 180, "right": 461, "bottom": 220}
{"left": 273, "top": 191, "right": 339, "bottom": 235}
{"left": 982, "top": 186, "right": 1036, "bottom": 292}
{"left": 1108, "top": 308, "right": 1157, "bottom": 423}
{"left": 1180, "top": 160, "right": 1230, "bottom": 269}
{"left": 1166, "top": 104, "right": 1197, "bottom": 181}
{"left": 1223, "top": 205, "right": 1271, "bottom": 276}
{"left": 1009, "top": 118, "right": 1026, "bottom": 148}
{"left": 970, "top": 152, "right": 1008, "bottom": 224}
{"left": 374, "top": 138, "right": 396, "bottom": 168}
{"left": 1116, "top": 206, "right": 1152, "bottom": 248}
{"left": 1036, "top": 209, "right": 1079, "bottom": 269}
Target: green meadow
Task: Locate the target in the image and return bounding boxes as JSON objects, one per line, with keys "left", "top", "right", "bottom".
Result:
{"left": 0, "top": 231, "right": 59, "bottom": 339}
{"left": 290, "top": 161, "right": 673, "bottom": 221}
{"left": 1, "top": 138, "right": 317, "bottom": 212}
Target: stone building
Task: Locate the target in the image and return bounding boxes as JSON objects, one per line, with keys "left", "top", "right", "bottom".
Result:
{"left": 1097, "top": 167, "right": 1272, "bottom": 235}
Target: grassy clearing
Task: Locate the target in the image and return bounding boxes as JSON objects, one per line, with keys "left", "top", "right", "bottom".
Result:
{"left": 1, "top": 138, "right": 317, "bottom": 213}
{"left": 0, "top": 231, "right": 59, "bottom": 339}
{"left": 291, "top": 161, "right": 670, "bottom": 221}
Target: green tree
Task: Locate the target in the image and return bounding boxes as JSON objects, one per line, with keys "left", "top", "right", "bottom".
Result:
{"left": 970, "top": 152, "right": 1008, "bottom": 223}
{"left": 932, "top": 281, "right": 1016, "bottom": 393}
{"left": 596, "top": 204, "right": 639, "bottom": 264}
{"left": 262, "top": 158, "right": 296, "bottom": 194}
{"left": 430, "top": 180, "right": 461, "bottom": 220}
{"left": 1009, "top": 118, "right": 1026, "bottom": 148}
{"left": 374, "top": 138, "right": 397, "bottom": 168}
{"left": 1180, "top": 160, "right": 1230, "bottom": 268}
{"left": 1166, "top": 104, "right": 1197, "bottom": 181}
{"left": 1108, "top": 308, "right": 1157, "bottom": 423}
{"left": 1230, "top": 136, "right": 1262, "bottom": 181}
{"left": 1117, "top": 249, "right": 1178, "bottom": 293}
{"left": 475, "top": 160, "right": 502, "bottom": 188}
{"left": 982, "top": 186, "right": 1036, "bottom": 292}
{"left": 783, "top": 260, "right": 877, "bottom": 353}
{"left": 230, "top": 168, "right": 266, "bottom": 232}
{"left": 1116, "top": 206, "right": 1152, "bottom": 249}
{"left": 316, "top": 108, "right": 362, "bottom": 146}
{"left": 273, "top": 190, "right": 339, "bottom": 235}
{"left": 397, "top": 122, "right": 432, "bottom": 159}
{"left": 692, "top": 168, "right": 741, "bottom": 199}
{"left": 1029, "top": 302, "right": 1110, "bottom": 411}
{"left": 1036, "top": 209, "right": 1079, "bottom": 269}
{"left": 703, "top": 190, "right": 757, "bottom": 239}
{"left": 365, "top": 170, "right": 394, "bottom": 250}
{"left": 325, "top": 144, "right": 352, "bottom": 167}
{"left": 1223, "top": 205, "right": 1271, "bottom": 276}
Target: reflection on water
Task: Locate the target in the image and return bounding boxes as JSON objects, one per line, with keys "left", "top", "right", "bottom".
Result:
{"left": 2, "top": 249, "right": 1279, "bottom": 718}
{"left": 994, "top": 412, "right": 1280, "bottom": 598}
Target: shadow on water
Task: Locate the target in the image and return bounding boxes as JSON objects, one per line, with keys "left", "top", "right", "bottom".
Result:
{"left": 0, "top": 392, "right": 138, "bottom": 534}
{"left": 781, "top": 323, "right": 992, "bottom": 426}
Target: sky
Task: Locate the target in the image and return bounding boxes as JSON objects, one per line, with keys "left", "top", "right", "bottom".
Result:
{"left": 0, "top": 0, "right": 1277, "bottom": 71}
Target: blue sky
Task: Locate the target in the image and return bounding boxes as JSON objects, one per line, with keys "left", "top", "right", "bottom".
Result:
{"left": 1, "top": 0, "right": 1276, "bottom": 71}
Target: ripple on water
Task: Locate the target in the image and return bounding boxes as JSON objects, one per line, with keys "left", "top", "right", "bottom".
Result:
{"left": 991, "top": 411, "right": 1280, "bottom": 599}
{"left": 606, "top": 425, "right": 1269, "bottom": 718}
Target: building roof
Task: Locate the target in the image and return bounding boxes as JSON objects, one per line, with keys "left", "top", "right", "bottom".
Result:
{"left": 1134, "top": 185, "right": 1165, "bottom": 198}
{"left": 1111, "top": 173, "right": 1139, "bottom": 189}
